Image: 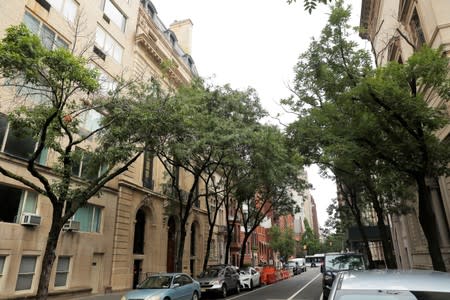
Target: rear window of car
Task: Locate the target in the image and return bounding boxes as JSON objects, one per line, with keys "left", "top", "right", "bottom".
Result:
{"left": 325, "top": 254, "right": 365, "bottom": 271}
{"left": 336, "top": 290, "right": 450, "bottom": 300}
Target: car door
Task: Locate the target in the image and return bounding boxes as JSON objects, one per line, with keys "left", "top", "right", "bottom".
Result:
{"left": 224, "top": 267, "right": 235, "bottom": 289}
{"left": 173, "top": 274, "right": 190, "bottom": 300}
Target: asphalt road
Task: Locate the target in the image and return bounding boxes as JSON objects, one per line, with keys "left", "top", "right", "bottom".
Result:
{"left": 77, "top": 268, "right": 323, "bottom": 300}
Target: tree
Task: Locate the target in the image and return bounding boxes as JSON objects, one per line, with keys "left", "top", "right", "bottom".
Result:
{"left": 157, "top": 79, "right": 266, "bottom": 272}
{"left": 0, "top": 25, "right": 174, "bottom": 299}
{"left": 268, "top": 225, "right": 296, "bottom": 262}
{"left": 284, "top": 0, "right": 450, "bottom": 271}
{"left": 236, "top": 124, "right": 303, "bottom": 267}
{"left": 299, "top": 220, "right": 320, "bottom": 255}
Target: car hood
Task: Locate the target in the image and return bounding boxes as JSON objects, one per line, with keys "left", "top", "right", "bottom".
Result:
{"left": 124, "top": 288, "right": 165, "bottom": 298}
{"left": 240, "top": 274, "right": 251, "bottom": 279}
{"left": 196, "top": 276, "right": 220, "bottom": 283}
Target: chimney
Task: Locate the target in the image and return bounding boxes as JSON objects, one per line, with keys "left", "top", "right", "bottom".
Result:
{"left": 169, "top": 19, "right": 193, "bottom": 55}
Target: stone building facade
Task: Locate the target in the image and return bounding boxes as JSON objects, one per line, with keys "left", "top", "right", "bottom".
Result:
{"left": 360, "top": 0, "right": 450, "bottom": 270}
{"left": 0, "top": 0, "right": 228, "bottom": 299}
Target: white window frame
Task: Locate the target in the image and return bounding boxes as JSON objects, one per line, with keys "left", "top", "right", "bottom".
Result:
{"left": 95, "top": 26, "right": 123, "bottom": 63}
{"left": 54, "top": 256, "right": 70, "bottom": 287}
{"left": 0, "top": 256, "right": 5, "bottom": 276}
{"left": 72, "top": 204, "right": 102, "bottom": 233}
{"left": 23, "top": 11, "right": 69, "bottom": 49}
{"left": 0, "top": 114, "right": 49, "bottom": 165}
{"left": 47, "top": 0, "right": 78, "bottom": 23}
{"left": 103, "top": 0, "right": 126, "bottom": 32}
{"left": 16, "top": 256, "right": 37, "bottom": 291}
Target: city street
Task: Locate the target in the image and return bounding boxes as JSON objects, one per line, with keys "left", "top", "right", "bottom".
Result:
{"left": 78, "top": 268, "right": 323, "bottom": 300}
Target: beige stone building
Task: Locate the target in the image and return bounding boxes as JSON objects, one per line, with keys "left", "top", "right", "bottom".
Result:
{"left": 0, "top": 0, "right": 228, "bottom": 299}
{"left": 360, "top": 0, "right": 450, "bottom": 270}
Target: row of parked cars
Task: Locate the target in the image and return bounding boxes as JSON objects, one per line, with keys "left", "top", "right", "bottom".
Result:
{"left": 120, "top": 264, "right": 261, "bottom": 300}
{"left": 321, "top": 252, "right": 450, "bottom": 300}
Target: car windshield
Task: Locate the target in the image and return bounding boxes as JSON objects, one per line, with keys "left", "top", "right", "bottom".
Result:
{"left": 198, "top": 268, "right": 222, "bottom": 278}
{"left": 138, "top": 275, "right": 173, "bottom": 289}
{"left": 240, "top": 268, "right": 252, "bottom": 274}
{"left": 286, "top": 262, "right": 296, "bottom": 267}
{"left": 325, "top": 254, "right": 365, "bottom": 271}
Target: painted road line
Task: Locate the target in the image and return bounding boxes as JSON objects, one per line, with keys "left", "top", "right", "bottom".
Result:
{"left": 287, "top": 273, "right": 322, "bottom": 300}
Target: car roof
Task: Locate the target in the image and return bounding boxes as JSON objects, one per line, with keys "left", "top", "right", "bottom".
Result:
{"left": 148, "top": 272, "right": 188, "bottom": 277}
{"left": 337, "top": 269, "right": 450, "bottom": 293}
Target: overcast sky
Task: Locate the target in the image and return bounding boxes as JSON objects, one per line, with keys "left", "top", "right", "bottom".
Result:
{"left": 150, "top": 0, "right": 365, "bottom": 227}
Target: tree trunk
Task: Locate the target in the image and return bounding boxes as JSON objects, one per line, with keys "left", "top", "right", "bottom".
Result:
{"left": 176, "top": 225, "right": 187, "bottom": 272}
{"left": 354, "top": 211, "right": 375, "bottom": 269}
{"left": 239, "top": 233, "right": 250, "bottom": 268}
{"left": 371, "top": 196, "right": 397, "bottom": 268}
{"left": 416, "top": 176, "right": 446, "bottom": 271}
{"left": 202, "top": 225, "right": 215, "bottom": 271}
{"left": 36, "top": 204, "right": 64, "bottom": 300}
{"left": 224, "top": 226, "right": 233, "bottom": 265}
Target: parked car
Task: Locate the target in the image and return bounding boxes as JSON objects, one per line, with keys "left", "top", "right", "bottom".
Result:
{"left": 196, "top": 265, "right": 240, "bottom": 298}
{"left": 328, "top": 269, "right": 450, "bottom": 300}
{"left": 239, "top": 266, "right": 261, "bottom": 290}
{"left": 321, "top": 252, "right": 366, "bottom": 300}
{"left": 121, "top": 273, "right": 201, "bottom": 300}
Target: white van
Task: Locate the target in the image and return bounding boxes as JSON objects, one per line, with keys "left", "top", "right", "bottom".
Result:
{"left": 287, "top": 258, "right": 306, "bottom": 273}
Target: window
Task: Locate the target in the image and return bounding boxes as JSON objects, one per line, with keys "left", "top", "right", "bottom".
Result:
{"left": 410, "top": 10, "right": 426, "bottom": 49}
{"left": 16, "top": 256, "right": 37, "bottom": 291}
{"left": 80, "top": 110, "right": 102, "bottom": 133}
{"left": 54, "top": 256, "right": 70, "bottom": 287}
{"left": 23, "top": 11, "right": 68, "bottom": 49}
{"left": 48, "top": 0, "right": 78, "bottom": 23}
{"left": 0, "top": 114, "right": 49, "bottom": 164}
{"left": 0, "top": 256, "right": 5, "bottom": 276}
{"left": 71, "top": 148, "right": 105, "bottom": 180}
{"left": 103, "top": 0, "right": 126, "bottom": 31}
{"left": 0, "top": 184, "right": 38, "bottom": 224}
{"left": 73, "top": 204, "right": 102, "bottom": 232}
{"left": 142, "top": 151, "right": 154, "bottom": 189}
{"left": 98, "top": 69, "right": 117, "bottom": 95}
{"left": 95, "top": 26, "right": 123, "bottom": 63}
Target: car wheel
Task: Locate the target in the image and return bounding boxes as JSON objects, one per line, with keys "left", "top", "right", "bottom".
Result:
{"left": 250, "top": 280, "right": 254, "bottom": 290}
{"left": 220, "top": 284, "right": 227, "bottom": 298}
{"left": 191, "top": 291, "right": 199, "bottom": 300}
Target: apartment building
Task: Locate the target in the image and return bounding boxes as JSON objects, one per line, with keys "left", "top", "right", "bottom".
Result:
{"left": 0, "top": 0, "right": 228, "bottom": 298}
{"left": 360, "top": 0, "right": 450, "bottom": 270}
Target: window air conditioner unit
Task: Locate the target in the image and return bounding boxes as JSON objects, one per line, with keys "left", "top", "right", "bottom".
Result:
{"left": 20, "top": 213, "right": 42, "bottom": 226}
{"left": 63, "top": 220, "right": 81, "bottom": 232}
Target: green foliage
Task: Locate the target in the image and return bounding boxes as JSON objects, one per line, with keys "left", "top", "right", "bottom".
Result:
{"left": 268, "top": 225, "right": 296, "bottom": 260}
{"left": 299, "top": 220, "right": 320, "bottom": 255}
{"left": 286, "top": 0, "right": 332, "bottom": 13}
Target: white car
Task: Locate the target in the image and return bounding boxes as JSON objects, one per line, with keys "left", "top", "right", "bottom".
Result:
{"left": 239, "top": 266, "right": 261, "bottom": 290}
{"left": 328, "top": 269, "right": 450, "bottom": 300}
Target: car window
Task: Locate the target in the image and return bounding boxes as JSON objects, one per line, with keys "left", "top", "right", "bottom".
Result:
{"left": 138, "top": 275, "right": 172, "bottom": 289}
{"left": 325, "top": 255, "right": 365, "bottom": 271}
{"left": 198, "top": 268, "right": 221, "bottom": 278}
{"left": 173, "top": 275, "right": 183, "bottom": 286}
{"left": 181, "top": 275, "right": 193, "bottom": 284}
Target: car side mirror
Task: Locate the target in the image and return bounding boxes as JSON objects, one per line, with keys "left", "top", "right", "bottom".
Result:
{"left": 172, "top": 283, "right": 180, "bottom": 288}
{"left": 320, "top": 264, "right": 324, "bottom": 273}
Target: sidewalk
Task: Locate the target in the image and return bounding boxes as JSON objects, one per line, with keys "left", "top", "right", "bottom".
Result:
{"left": 74, "top": 291, "right": 125, "bottom": 300}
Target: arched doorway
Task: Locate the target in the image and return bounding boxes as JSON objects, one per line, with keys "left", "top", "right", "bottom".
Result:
{"left": 133, "top": 209, "right": 146, "bottom": 288}
{"left": 133, "top": 209, "right": 146, "bottom": 254}
{"left": 167, "top": 216, "right": 177, "bottom": 272}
